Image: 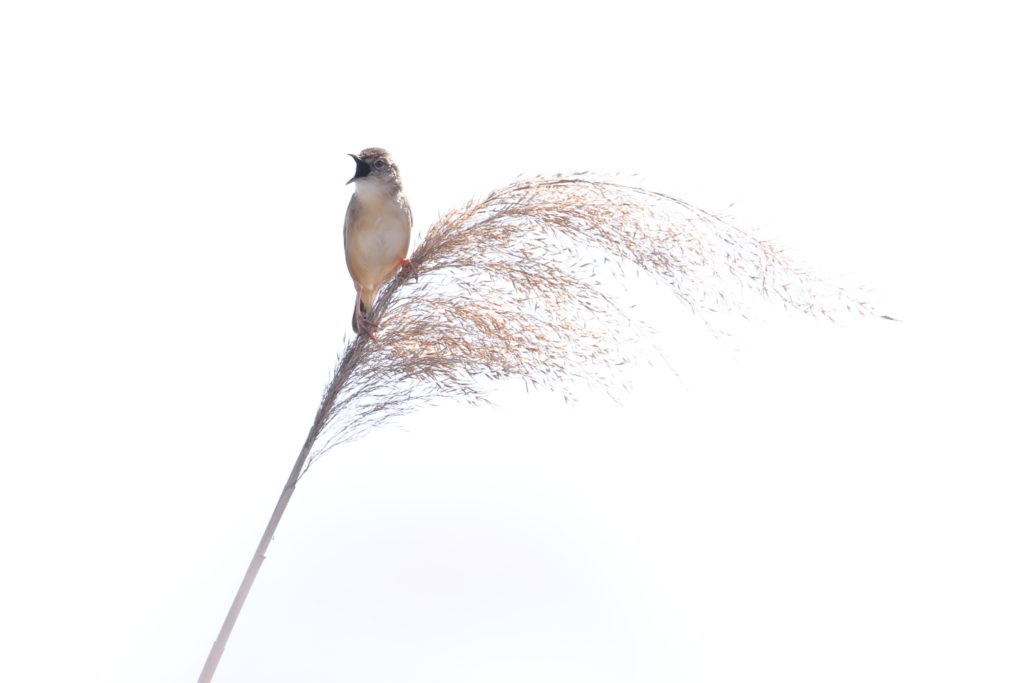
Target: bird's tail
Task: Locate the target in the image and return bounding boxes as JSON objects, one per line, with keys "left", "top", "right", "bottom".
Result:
{"left": 352, "top": 300, "right": 367, "bottom": 333}
{"left": 352, "top": 288, "right": 377, "bottom": 334}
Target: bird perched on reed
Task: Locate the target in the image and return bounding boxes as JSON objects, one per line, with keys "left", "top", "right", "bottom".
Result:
{"left": 344, "top": 147, "right": 413, "bottom": 336}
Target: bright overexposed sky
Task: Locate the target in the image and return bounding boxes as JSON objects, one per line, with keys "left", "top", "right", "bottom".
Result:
{"left": 2, "top": 2, "right": 1022, "bottom": 682}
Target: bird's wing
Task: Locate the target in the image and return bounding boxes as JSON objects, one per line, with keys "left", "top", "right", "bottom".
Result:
{"left": 343, "top": 194, "right": 359, "bottom": 251}
{"left": 400, "top": 192, "right": 413, "bottom": 229}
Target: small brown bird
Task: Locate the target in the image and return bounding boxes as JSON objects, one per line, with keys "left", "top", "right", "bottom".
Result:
{"left": 344, "top": 148, "right": 413, "bottom": 335}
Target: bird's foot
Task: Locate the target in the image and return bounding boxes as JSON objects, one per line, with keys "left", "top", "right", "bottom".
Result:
{"left": 355, "top": 313, "right": 378, "bottom": 340}
{"left": 400, "top": 257, "right": 420, "bottom": 283}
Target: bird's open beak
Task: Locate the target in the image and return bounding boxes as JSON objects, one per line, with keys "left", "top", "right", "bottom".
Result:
{"left": 347, "top": 153, "right": 371, "bottom": 184}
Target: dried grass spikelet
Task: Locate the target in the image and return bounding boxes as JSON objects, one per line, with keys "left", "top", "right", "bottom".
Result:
{"left": 301, "top": 173, "right": 882, "bottom": 461}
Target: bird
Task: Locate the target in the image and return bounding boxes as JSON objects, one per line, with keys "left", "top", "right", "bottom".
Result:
{"left": 343, "top": 147, "right": 413, "bottom": 336}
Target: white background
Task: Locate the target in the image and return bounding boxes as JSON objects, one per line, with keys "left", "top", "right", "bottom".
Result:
{"left": 1, "top": 1, "right": 1021, "bottom": 681}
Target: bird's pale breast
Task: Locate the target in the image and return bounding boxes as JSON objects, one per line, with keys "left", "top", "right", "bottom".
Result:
{"left": 345, "top": 190, "right": 411, "bottom": 292}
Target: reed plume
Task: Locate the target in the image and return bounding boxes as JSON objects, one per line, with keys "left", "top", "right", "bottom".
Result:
{"left": 309, "top": 173, "right": 880, "bottom": 456}
{"left": 197, "top": 172, "right": 884, "bottom": 682}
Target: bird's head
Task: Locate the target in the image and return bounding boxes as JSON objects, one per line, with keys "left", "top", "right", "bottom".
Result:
{"left": 347, "top": 147, "right": 402, "bottom": 187}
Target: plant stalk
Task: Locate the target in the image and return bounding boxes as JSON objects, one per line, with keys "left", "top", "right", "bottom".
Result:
{"left": 196, "top": 438, "right": 314, "bottom": 683}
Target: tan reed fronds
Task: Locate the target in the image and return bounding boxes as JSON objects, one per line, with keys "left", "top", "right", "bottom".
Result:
{"left": 306, "top": 172, "right": 881, "bottom": 458}
{"left": 197, "top": 172, "right": 884, "bottom": 683}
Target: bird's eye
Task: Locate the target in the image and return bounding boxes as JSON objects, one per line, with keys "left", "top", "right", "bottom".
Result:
{"left": 373, "top": 159, "right": 387, "bottom": 170}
